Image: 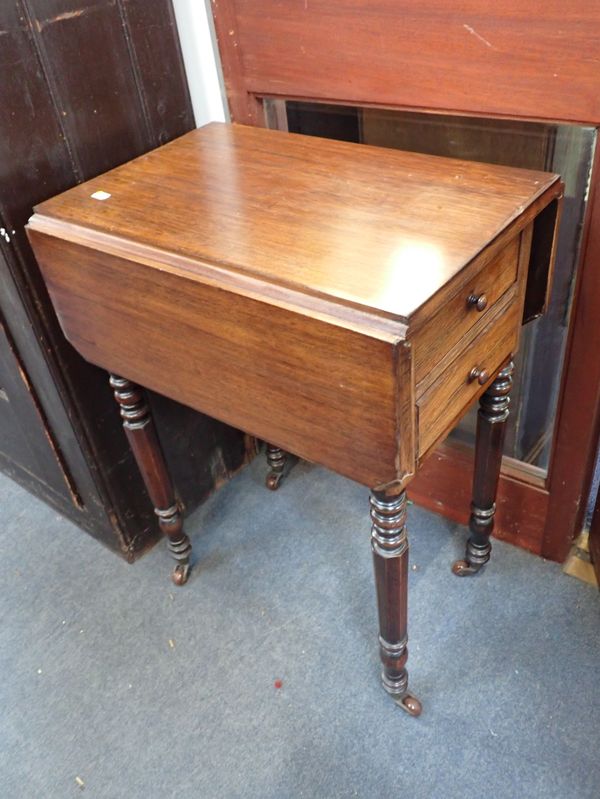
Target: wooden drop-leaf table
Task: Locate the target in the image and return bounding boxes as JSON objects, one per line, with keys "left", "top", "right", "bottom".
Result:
{"left": 27, "top": 123, "right": 562, "bottom": 715}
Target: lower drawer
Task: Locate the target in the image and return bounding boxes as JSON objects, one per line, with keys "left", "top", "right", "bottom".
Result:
{"left": 417, "top": 299, "right": 520, "bottom": 459}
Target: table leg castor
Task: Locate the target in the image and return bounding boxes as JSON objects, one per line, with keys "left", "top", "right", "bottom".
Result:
{"left": 164, "top": 515, "right": 192, "bottom": 585}
{"left": 172, "top": 562, "right": 191, "bottom": 586}
{"left": 395, "top": 693, "right": 423, "bottom": 716}
{"left": 265, "top": 443, "right": 287, "bottom": 490}
{"left": 452, "top": 560, "right": 483, "bottom": 576}
{"left": 452, "top": 532, "right": 491, "bottom": 576}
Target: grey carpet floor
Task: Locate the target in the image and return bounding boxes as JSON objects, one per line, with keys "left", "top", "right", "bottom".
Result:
{"left": 1, "top": 457, "right": 599, "bottom": 799}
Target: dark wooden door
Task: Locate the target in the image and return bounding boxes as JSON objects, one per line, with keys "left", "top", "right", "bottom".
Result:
{"left": 0, "top": 1, "right": 246, "bottom": 558}
{"left": 0, "top": 311, "right": 76, "bottom": 506}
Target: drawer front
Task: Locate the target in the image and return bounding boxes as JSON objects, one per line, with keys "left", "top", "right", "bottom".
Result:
{"left": 413, "top": 235, "right": 520, "bottom": 388}
{"left": 417, "top": 299, "right": 520, "bottom": 459}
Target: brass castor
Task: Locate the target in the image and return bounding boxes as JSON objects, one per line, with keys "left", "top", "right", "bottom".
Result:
{"left": 395, "top": 693, "right": 422, "bottom": 717}
{"left": 265, "top": 443, "right": 286, "bottom": 490}
{"left": 171, "top": 562, "right": 191, "bottom": 586}
{"left": 451, "top": 559, "right": 483, "bottom": 576}
{"left": 266, "top": 470, "right": 284, "bottom": 491}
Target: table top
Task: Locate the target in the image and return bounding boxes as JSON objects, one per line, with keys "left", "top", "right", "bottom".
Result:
{"left": 32, "top": 122, "right": 559, "bottom": 322}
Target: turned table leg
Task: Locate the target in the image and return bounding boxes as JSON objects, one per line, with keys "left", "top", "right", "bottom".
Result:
{"left": 371, "top": 489, "right": 421, "bottom": 716}
{"left": 453, "top": 360, "right": 514, "bottom": 576}
{"left": 109, "top": 375, "right": 192, "bottom": 586}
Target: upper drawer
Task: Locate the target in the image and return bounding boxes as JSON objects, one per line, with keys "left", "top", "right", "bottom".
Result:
{"left": 412, "top": 235, "right": 520, "bottom": 388}
{"left": 416, "top": 297, "right": 520, "bottom": 460}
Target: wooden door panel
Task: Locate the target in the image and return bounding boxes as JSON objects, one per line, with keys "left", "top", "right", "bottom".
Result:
{"left": 116, "top": 0, "right": 193, "bottom": 144}
{"left": 0, "top": 316, "right": 76, "bottom": 504}
{"left": 25, "top": 0, "right": 149, "bottom": 174}
{"left": 214, "top": 0, "right": 600, "bottom": 125}
{"left": 0, "top": 3, "right": 75, "bottom": 222}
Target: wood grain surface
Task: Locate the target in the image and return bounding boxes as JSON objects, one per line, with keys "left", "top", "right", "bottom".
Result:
{"left": 30, "top": 123, "right": 559, "bottom": 323}
{"left": 27, "top": 123, "right": 561, "bottom": 493}
{"left": 212, "top": 1, "right": 600, "bottom": 126}
{"left": 27, "top": 232, "right": 414, "bottom": 490}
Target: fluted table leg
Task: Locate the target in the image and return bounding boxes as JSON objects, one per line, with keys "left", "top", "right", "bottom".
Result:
{"left": 453, "top": 360, "right": 514, "bottom": 576}
{"left": 371, "top": 489, "right": 422, "bottom": 716}
{"left": 109, "top": 374, "right": 192, "bottom": 585}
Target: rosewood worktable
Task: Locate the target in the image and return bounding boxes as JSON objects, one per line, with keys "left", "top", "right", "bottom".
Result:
{"left": 27, "top": 123, "right": 562, "bottom": 715}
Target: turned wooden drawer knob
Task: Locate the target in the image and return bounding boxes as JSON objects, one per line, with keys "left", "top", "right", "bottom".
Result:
{"left": 467, "top": 292, "right": 488, "bottom": 312}
{"left": 468, "top": 366, "right": 489, "bottom": 385}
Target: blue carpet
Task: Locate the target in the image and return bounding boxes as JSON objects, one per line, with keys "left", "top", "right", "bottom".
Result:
{"left": 0, "top": 457, "right": 599, "bottom": 798}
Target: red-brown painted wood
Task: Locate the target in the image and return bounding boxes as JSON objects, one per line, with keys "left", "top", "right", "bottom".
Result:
{"left": 410, "top": 442, "right": 548, "bottom": 556}
{"left": 543, "top": 140, "right": 600, "bottom": 562}
{"left": 212, "top": 1, "right": 600, "bottom": 125}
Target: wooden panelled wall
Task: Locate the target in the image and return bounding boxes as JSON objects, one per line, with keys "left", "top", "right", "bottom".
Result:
{"left": 0, "top": 1, "right": 246, "bottom": 558}
{"left": 211, "top": 0, "right": 600, "bottom": 561}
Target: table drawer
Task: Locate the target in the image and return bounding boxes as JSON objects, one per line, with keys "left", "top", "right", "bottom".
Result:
{"left": 417, "top": 299, "right": 520, "bottom": 459}
{"left": 413, "top": 235, "right": 520, "bottom": 387}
